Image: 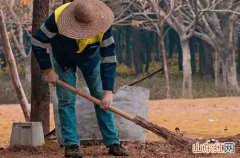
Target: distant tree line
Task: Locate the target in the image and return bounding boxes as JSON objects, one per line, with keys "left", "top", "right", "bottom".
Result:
{"left": 112, "top": 25, "right": 223, "bottom": 79}
{"left": 1, "top": 24, "right": 239, "bottom": 82}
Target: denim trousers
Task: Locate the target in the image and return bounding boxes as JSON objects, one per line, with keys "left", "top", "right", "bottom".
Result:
{"left": 52, "top": 57, "right": 120, "bottom": 147}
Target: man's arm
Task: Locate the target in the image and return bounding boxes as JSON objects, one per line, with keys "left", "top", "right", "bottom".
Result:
{"left": 99, "top": 26, "right": 117, "bottom": 91}
{"left": 31, "top": 13, "right": 59, "bottom": 83}
{"left": 99, "top": 27, "right": 117, "bottom": 109}
{"left": 31, "top": 13, "right": 57, "bottom": 70}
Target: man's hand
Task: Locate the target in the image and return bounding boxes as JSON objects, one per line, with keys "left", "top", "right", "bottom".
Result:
{"left": 42, "top": 68, "right": 58, "bottom": 84}
{"left": 100, "top": 90, "right": 113, "bottom": 110}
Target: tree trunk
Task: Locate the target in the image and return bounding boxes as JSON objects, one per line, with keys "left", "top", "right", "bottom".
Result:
{"left": 31, "top": 0, "right": 50, "bottom": 134}
{"left": 180, "top": 38, "right": 192, "bottom": 98}
{"left": 126, "top": 26, "right": 133, "bottom": 67}
{"left": 159, "top": 25, "right": 170, "bottom": 98}
{"left": 144, "top": 32, "right": 152, "bottom": 73}
{"left": 237, "top": 35, "right": 240, "bottom": 74}
{"left": 189, "top": 37, "right": 197, "bottom": 74}
{"left": 221, "top": 53, "right": 239, "bottom": 93}
{"left": 144, "top": 51, "right": 151, "bottom": 73}
{"left": 24, "top": 53, "right": 31, "bottom": 83}
{"left": 113, "top": 28, "right": 123, "bottom": 64}
{"left": 18, "top": 27, "right": 31, "bottom": 83}
{"left": 214, "top": 50, "right": 220, "bottom": 87}
{"left": 14, "top": 26, "right": 31, "bottom": 83}
{"left": 133, "top": 54, "right": 143, "bottom": 75}
{"left": 178, "top": 42, "right": 183, "bottom": 71}
{"left": 0, "top": 10, "right": 30, "bottom": 121}
{"left": 220, "top": 18, "right": 240, "bottom": 94}
{"left": 15, "top": 27, "right": 31, "bottom": 83}
{"left": 132, "top": 27, "right": 143, "bottom": 75}
{"left": 199, "top": 42, "right": 214, "bottom": 79}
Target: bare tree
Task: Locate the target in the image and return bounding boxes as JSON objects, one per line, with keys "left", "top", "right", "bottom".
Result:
{"left": 147, "top": 1, "right": 171, "bottom": 98}
{"left": 150, "top": 0, "right": 199, "bottom": 98}
{"left": 112, "top": 0, "right": 172, "bottom": 98}
{"left": 0, "top": 10, "right": 30, "bottom": 121}
{"left": 113, "top": 0, "right": 201, "bottom": 98}
{"left": 31, "top": 0, "right": 50, "bottom": 134}
{"left": 194, "top": 0, "right": 240, "bottom": 93}
{"left": 101, "top": 0, "right": 240, "bottom": 96}
{"left": 145, "top": 0, "right": 240, "bottom": 95}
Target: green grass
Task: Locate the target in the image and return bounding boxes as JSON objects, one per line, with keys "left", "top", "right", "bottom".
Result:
{"left": 114, "top": 62, "right": 228, "bottom": 99}
{"left": 115, "top": 71, "right": 227, "bottom": 100}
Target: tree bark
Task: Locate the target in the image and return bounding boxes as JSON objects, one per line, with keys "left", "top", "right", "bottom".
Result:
{"left": 199, "top": 42, "right": 214, "bottom": 79}
{"left": 237, "top": 35, "right": 240, "bottom": 74}
{"left": 221, "top": 53, "right": 239, "bottom": 93}
{"left": 133, "top": 54, "right": 143, "bottom": 75}
{"left": 189, "top": 37, "right": 197, "bottom": 75}
{"left": 180, "top": 38, "right": 192, "bottom": 98}
{"left": 220, "top": 17, "right": 239, "bottom": 94}
{"left": 132, "top": 27, "right": 143, "bottom": 75}
{"left": 31, "top": 0, "right": 50, "bottom": 134}
{"left": 24, "top": 53, "right": 31, "bottom": 83}
{"left": 214, "top": 50, "right": 220, "bottom": 87}
{"left": 14, "top": 27, "right": 31, "bottom": 83}
{"left": 159, "top": 25, "right": 170, "bottom": 98}
{"left": 126, "top": 26, "right": 133, "bottom": 67}
{"left": 17, "top": 27, "right": 31, "bottom": 83}
{"left": 0, "top": 10, "right": 30, "bottom": 121}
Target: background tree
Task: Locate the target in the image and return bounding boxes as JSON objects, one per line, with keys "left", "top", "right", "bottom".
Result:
{"left": 31, "top": 0, "right": 50, "bottom": 134}
{"left": 0, "top": 0, "right": 32, "bottom": 82}
{"left": 149, "top": 0, "right": 198, "bottom": 98}
{"left": 146, "top": 1, "right": 171, "bottom": 98}
{"left": 112, "top": 0, "right": 199, "bottom": 98}
{"left": 0, "top": 10, "right": 30, "bottom": 121}
{"left": 110, "top": 0, "right": 240, "bottom": 97}
{"left": 111, "top": 0, "right": 172, "bottom": 98}
{"left": 194, "top": 0, "right": 240, "bottom": 93}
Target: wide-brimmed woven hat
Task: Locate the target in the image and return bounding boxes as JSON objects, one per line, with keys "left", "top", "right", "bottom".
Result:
{"left": 58, "top": 0, "right": 114, "bottom": 39}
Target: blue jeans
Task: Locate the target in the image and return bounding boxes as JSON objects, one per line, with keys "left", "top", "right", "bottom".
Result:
{"left": 52, "top": 57, "right": 120, "bottom": 147}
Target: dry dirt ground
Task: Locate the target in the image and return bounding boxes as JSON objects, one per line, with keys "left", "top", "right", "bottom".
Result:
{"left": 1, "top": 97, "right": 240, "bottom": 157}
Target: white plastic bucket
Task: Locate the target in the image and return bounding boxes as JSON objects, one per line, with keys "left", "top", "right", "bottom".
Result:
{"left": 51, "top": 86, "right": 149, "bottom": 145}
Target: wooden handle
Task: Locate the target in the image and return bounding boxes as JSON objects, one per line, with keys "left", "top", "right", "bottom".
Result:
{"left": 56, "top": 79, "right": 135, "bottom": 122}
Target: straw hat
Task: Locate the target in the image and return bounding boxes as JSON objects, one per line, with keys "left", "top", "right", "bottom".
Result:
{"left": 58, "top": 0, "right": 114, "bottom": 39}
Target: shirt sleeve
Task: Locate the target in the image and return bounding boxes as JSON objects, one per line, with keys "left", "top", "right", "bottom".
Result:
{"left": 31, "top": 13, "right": 58, "bottom": 70}
{"left": 99, "top": 26, "right": 117, "bottom": 91}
